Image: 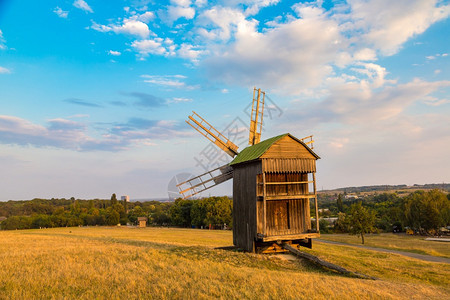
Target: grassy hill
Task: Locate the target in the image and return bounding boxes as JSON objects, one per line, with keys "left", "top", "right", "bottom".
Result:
{"left": 0, "top": 227, "right": 448, "bottom": 299}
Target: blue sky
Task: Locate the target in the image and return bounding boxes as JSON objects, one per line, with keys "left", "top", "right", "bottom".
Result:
{"left": 0, "top": 0, "right": 449, "bottom": 200}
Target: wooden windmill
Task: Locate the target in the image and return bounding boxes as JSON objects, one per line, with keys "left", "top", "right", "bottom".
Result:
{"left": 177, "top": 88, "right": 321, "bottom": 252}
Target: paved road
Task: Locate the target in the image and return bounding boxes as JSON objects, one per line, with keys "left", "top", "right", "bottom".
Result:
{"left": 316, "top": 239, "right": 450, "bottom": 264}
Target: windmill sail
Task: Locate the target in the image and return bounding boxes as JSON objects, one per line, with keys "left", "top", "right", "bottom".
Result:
{"left": 186, "top": 111, "right": 239, "bottom": 157}
{"left": 176, "top": 164, "right": 233, "bottom": 199}
{"left": 249, "top": 87, "right": 265, "bottom": 145}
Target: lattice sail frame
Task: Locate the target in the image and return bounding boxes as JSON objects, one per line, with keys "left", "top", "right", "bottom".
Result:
{"left": 249, "top": 87, "right": 265, "bottom": 146}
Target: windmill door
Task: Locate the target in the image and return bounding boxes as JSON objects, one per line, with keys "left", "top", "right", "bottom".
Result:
{"left": 267, "top": 201, "right": 289, "bottom": 234}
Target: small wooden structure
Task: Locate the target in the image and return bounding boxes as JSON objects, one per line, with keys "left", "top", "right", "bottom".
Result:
{"left": 230, "top": 133, "right": 320, "bottom": 252}
{"left": 137, "top": 217, "right": 147, "bottom": 228}
{"left": 176, "top": 88, "right": 320, "bottom": 253}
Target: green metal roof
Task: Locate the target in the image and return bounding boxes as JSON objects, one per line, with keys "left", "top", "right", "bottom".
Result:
{"left": 230, "top": 134, "right": 288, "bottom": 166}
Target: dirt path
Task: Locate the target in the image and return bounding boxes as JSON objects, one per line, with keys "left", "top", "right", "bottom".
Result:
{"left": 316, "top": 239, "right": 450, "bottom": 264}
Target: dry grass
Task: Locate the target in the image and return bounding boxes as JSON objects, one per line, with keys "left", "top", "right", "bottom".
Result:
{"left": 0, "top": 227, "right": 449, "bottom": 299}
{"left": 319, "top": 233, "right": 450, "bottom": 258}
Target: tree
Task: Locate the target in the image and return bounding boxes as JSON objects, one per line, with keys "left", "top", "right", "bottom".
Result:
{"left": 110, "top": 193, "right": 118, "bottom": 206}
{"left": 319, "top": 218, "right": 330, "bottom": 233}
{"left": 191, "top": 198, "right": 208, "bottom": 227}
{"left": 403, "top": 190, "right": 449, "bottom": 233}
{"left": 334, "top": 212, "right": 348, "bottom": 233}
{"left": 205, "top": 197, "right": 232, "bottom": 228}
{"left": 347, "top": 202, "right": 376, "bottom": 244}
{"left": 169, "top": 199, "right": 193, "bottom": 227}
{"left": 337, "top": 194, "right": 344, "bottom": 213}
{"left": 105, "top": 207, "right": 120, "bottom": 225}
{"left": 128, "top": 206, "right": 145, "bottom": 225}
{"left": 152, "top": 203, "right": 171, "bottom": 225}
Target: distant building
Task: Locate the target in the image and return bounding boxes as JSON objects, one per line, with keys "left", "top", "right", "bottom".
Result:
{"left": 121, "top": 195, "right": 130, "bottom": 202}
{"left": 137, "top": 217, "right": 147, "bottom": 228}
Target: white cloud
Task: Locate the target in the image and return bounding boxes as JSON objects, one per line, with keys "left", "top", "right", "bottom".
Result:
{"left": 169, "top": 97, "right": 193, "bottom": 103}
{"left": 346, "top": 0, "right": 450, "bottom": 55}
{"left": 243, "top": 0, "right": 281, "bottom": 16}
{"left": 0, "top": 66, "right": 11, "bottom": 74}
{"left": 138, "top": 11, "right": 155, "bottom": 23}
{"left": 91, "top": 19, "right": 151, "bottom": 38}
{"left": 132, "top": 39, "right": 167, "bottom": 56}
{"left": 294, "top": 78, "right": 450, "bottom": 125}
{"left": 219, "top": 0, "right": 281, "bottom": 16}
{"left": 85, "top": 1, "right": 449, "bottom": 97}
{"left": 0, "top": 115, "right": 191, "bottom": 152}
{"left": 53, "top": 7, "right": 69, "bottom": 18}
{"left": 202, "top": 4, "right": 341, "bottom": 94}
{"left": 73, "top": 0, "right": 93, "bottom": 13}
{"left": 0, "top": 115, "right": 90, "bottom": 150}
{"left": 195, "top": 0, "right": 207, "bottom": 7}
{"left": 108, "top": 50, "right": 121, "bottom": 56}
{"left": 141, "top": 75, "right": 187, "bottom": 88}
{"left": 171, "top": 0, "right": 191, "bottom": 7}
{"left": 198, "top": 6, "right": 250, "bottom": 41}
{"left": 196, "top": 0, "right": 449, "bottom": 95}
{"left": 166, "top": 5, "right": 196, "bottom": 23}
{"left": 351, "top": 62, "right": 393, "bottom": 88}
{"left": 140, "top": 74, "right": 200, "bottom": 90}
{"left": 177, "top": 43, "right": 205, "bottom": 62}
{"left": 423, "top": 95, "right": 450, "bottom": 106}
{"left": 353, "top": 48, "right": 377, "bottom": 61}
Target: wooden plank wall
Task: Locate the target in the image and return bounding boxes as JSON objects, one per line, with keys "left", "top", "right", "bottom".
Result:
{"left": 232, "top": 161, "right": 262, "bottom": 252}
{"left": 256, "top": 173, "right": 312, "bottom": 237}
{"left": 257, "top": 198, "right": 310, "bottom": 236}
{"left": 262, "top": 158, "right": 316, "bottom": 173}
{"left": 264, "top": 173, "right": 308, "bottom": 197}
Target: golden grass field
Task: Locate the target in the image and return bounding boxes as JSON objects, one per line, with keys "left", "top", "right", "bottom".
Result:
{"left": 0, "top": 227, "right": 449, "bottom": 299}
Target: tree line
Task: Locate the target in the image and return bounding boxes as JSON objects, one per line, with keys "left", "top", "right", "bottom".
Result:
{"left": 2, "top": 190, "right": 448, "bottom": 239}
{"left": 0, "top": 194, "right": 232, "bottom": 230}
{"left": 317, "top": 189, "right": 450, "bottom": 241}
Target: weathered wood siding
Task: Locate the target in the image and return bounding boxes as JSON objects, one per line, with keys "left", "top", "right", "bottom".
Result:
{"left": 262, "top": 158, "right": 315, "bottom": 173}
{"left": 261, "top": 173, "right": 309, "bottom": 197}
{"left": 261, "top": 135, "right": 316, "bottom": 159}
{"left": 232, "top": 161, "right": 262, "bottom": 252}
{"left": 256, "top": 173, "right": 311, "bottom": 237}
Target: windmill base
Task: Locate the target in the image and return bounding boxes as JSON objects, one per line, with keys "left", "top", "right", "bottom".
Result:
{"left": 256, "top": 239, "right": 312, "bottom": 254}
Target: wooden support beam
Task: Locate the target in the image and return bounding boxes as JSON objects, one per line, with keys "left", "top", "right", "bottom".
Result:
{"left": 258, "top": 180, "right": 314, "bottom": 185}
{"left": 258, "top": 195, "right": 317, "bottom": 201}
{"left": 263, "top": 172, "right": 267, "bottom": 237}
{"left": 313, "top": 172, "right": 319, "bottom": 233}
{"left": 283, "top": 243, "right": 377, "bottom": 280}
{"left": 261, "top": 232, "right": 320, "bottom": 241}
